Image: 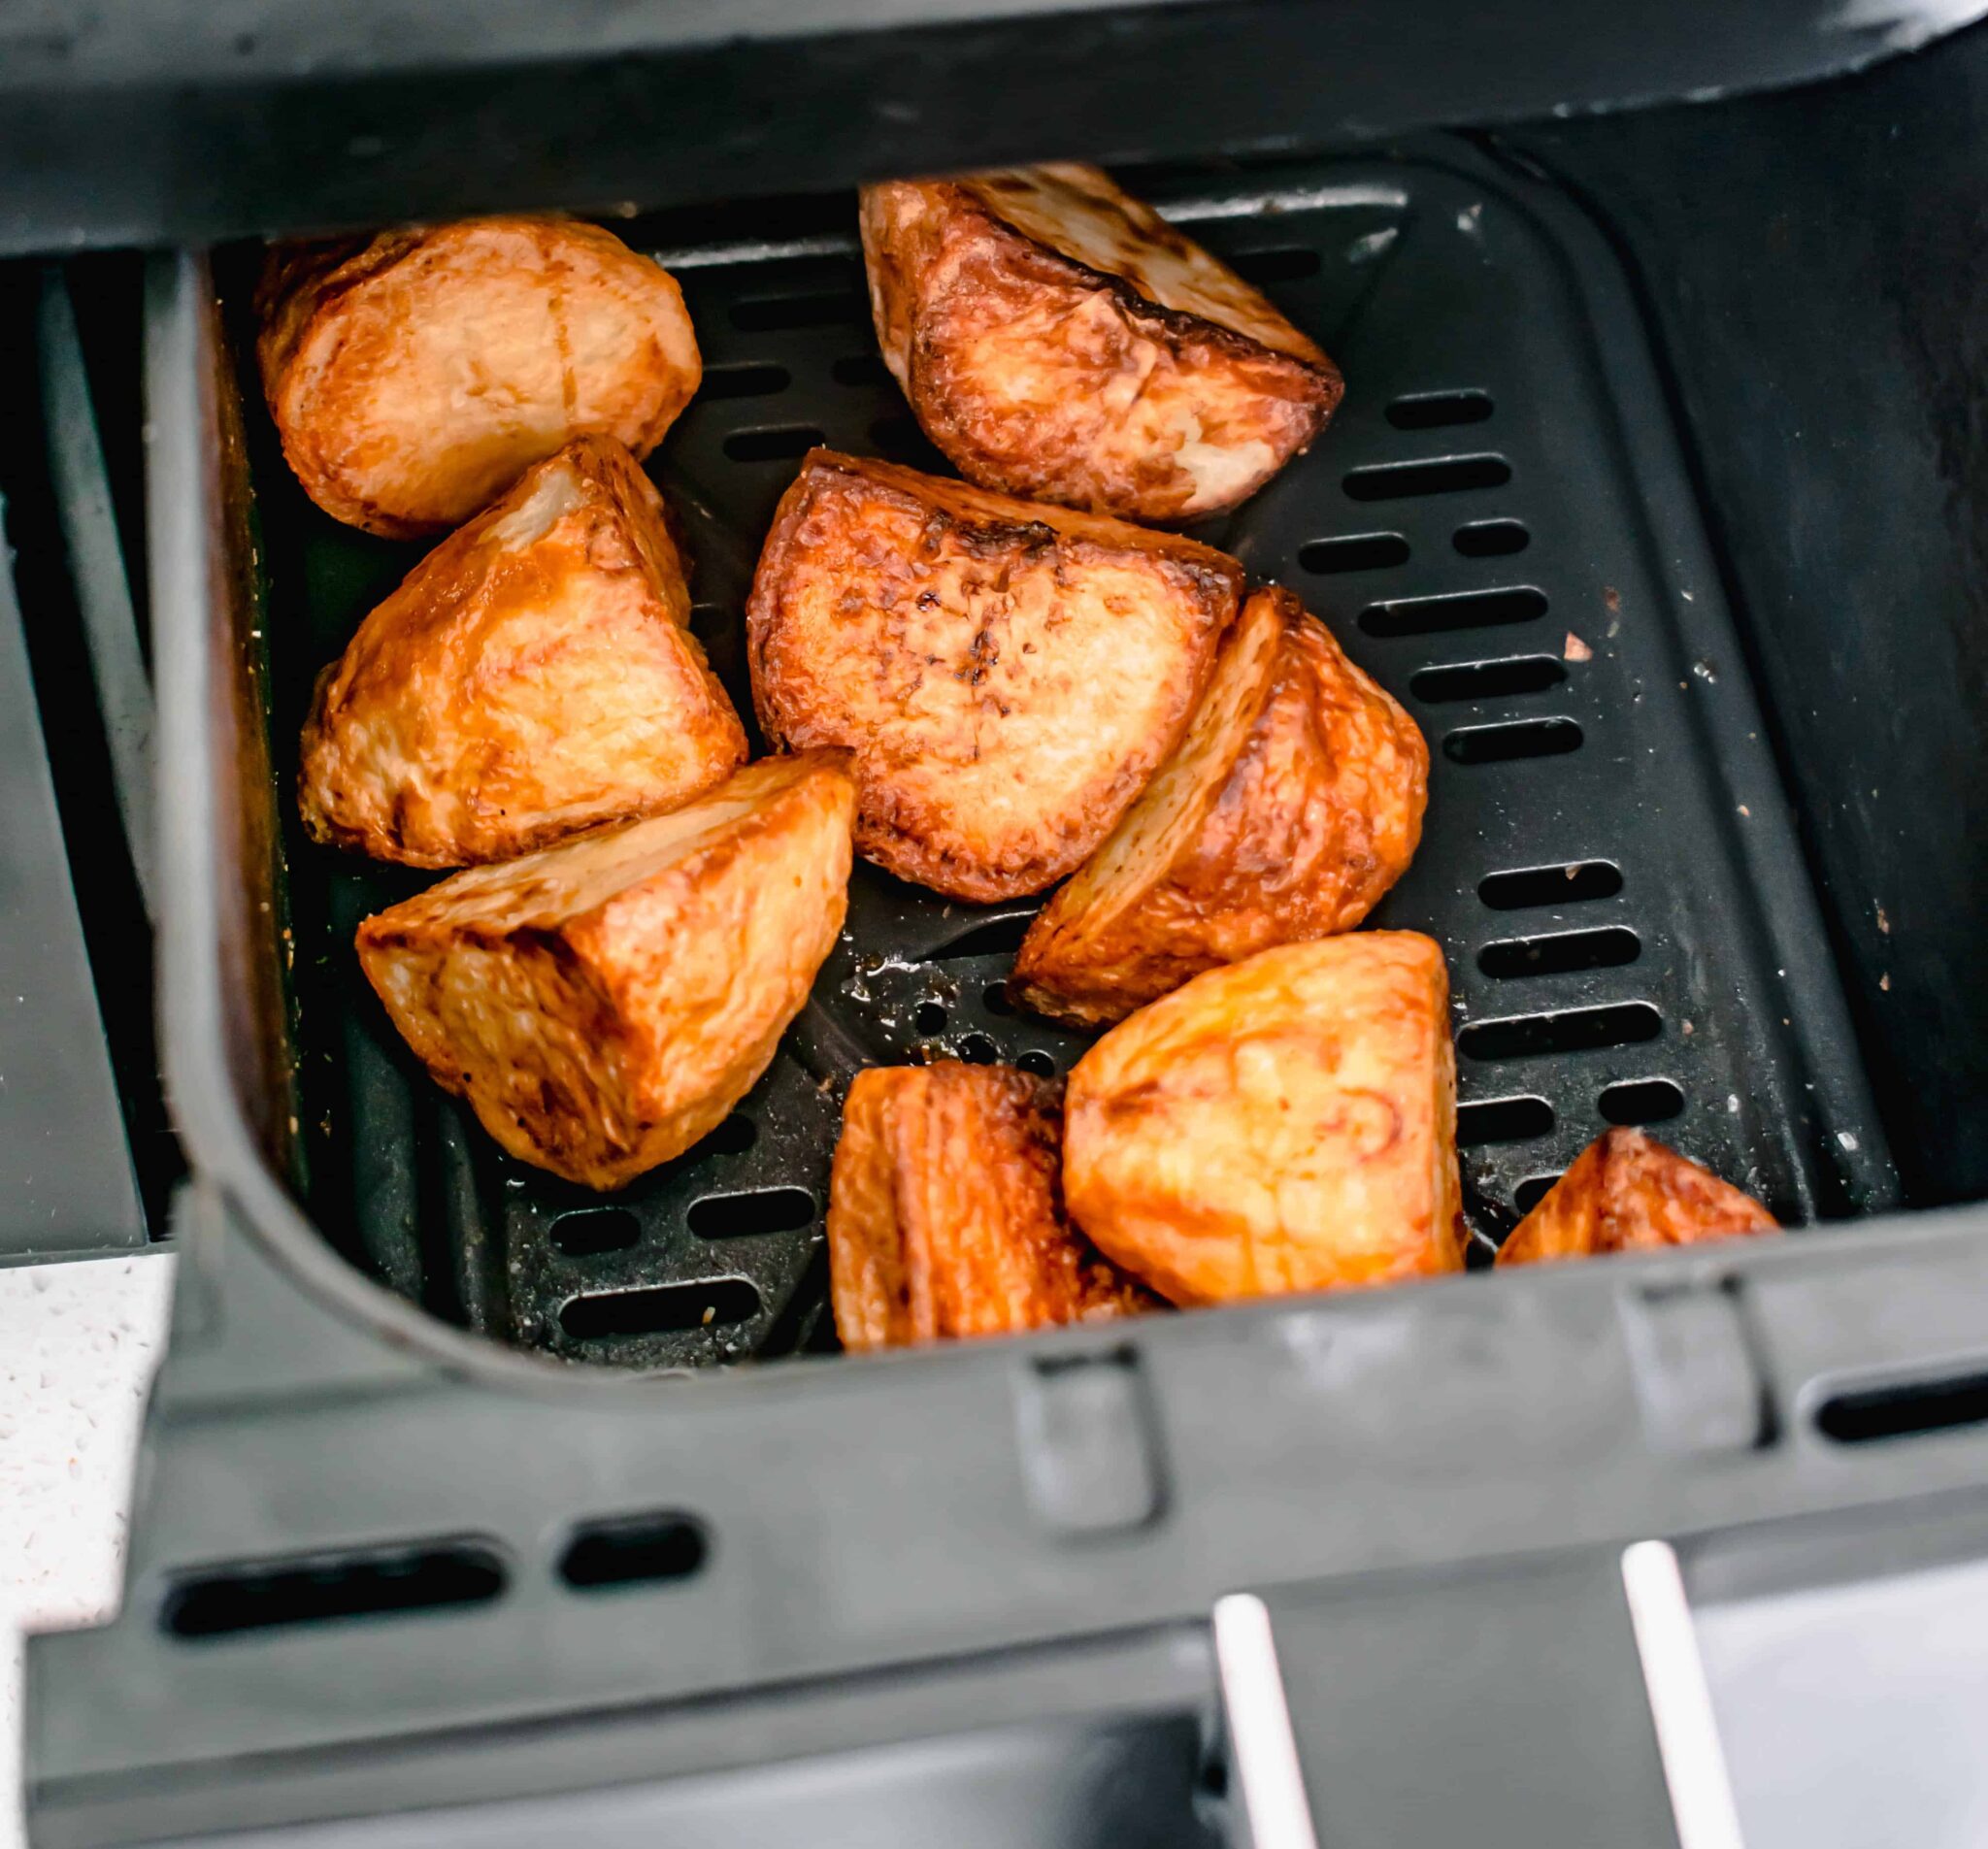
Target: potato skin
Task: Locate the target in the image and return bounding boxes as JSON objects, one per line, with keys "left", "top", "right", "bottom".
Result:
{"left": 355, "top": 753, "right": 854, "bottom": 1191}
{"left": 300, "top": 437, "right": 746, "bottom": 869}
{"left": 1063, "top": 933, "right": 1463, "bottom": 1304}
{"left": 861, "top": 165, "right": 1342, "bottom": 521}
{"left": 828, "top": 1062, "right": 1159, "bottom": 1352}
{"left": 1497, "top": 1129, "right": 1779, "bottom": 1267}
{"left": 257, "top": 217, "right": 701, "bottom": 537}
{"left": 1012, "top": 586, "right": 1426, "bottom": 1026}
{"left": 747, "top": 449, "right": 1242, "bottom": 901}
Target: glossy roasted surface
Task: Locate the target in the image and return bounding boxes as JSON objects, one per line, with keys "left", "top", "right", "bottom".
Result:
{"left": 299, "top": 436, "right": 746, "bottom": 868}
{"left": 1064, "top": 933, "right": 1464, "bottom": 1304}
{"left": 257, "top": 216, "right": 701, "bottom": 537}
{"left": 746, "top": 449, "right": 1240, "bottom": 902}
{"left": 1012, "top": 586, "right": 1427, "bottom": 1026}
{"left": 1497, "top": 1127, "right": 1779, "bottom": 1265}
{"left": 861, "top": 164, "right": 1341, "bottom": 521}
{"left": 828, "top": 1060, "right": 1158, "bottom": 1351}
{"left": 355, "top": 753, "right": 855, "bottom": 1191}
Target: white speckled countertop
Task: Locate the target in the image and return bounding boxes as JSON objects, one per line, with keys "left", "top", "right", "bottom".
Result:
{"left": 0, "top": 1254, "right": 175, "bottom": 1849}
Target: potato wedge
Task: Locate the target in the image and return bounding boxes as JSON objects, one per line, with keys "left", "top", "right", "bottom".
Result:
{"left": 747, "top": 449, "right": 1241, "bottom": 901}
{"left": 1063, "top": 934, "right": 1463, "bottom": 1304}
{"left": 300, "top": 437, "right": 746, "bottom": 869}
{"left": 829, "top": 1061, "right": 1160, "bottom": 1351}
{"left": 861, "top": 165, "right": 1342, "bottom": 520}
{"left": 258, "top": 217, "right": 701, "bottom": 537}
{"left": 1497, "top": 1129, "right": 1779, "bottom": 1267}
{"left": 1012, "top": 586, "right": 1426, "bottom": 1026}
{"left": 356, "top": 753, "right": 854, "bottom": 1190}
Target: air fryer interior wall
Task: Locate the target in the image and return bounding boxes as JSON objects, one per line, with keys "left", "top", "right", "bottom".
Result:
{"left": 1501, "top": 18, "right": 1988, "bottom": 1205}
{"left": 182, "top": 137, "right": 1903, "bottom": 1370}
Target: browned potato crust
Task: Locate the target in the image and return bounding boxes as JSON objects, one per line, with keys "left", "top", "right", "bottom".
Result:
{"left": 257, "top": 217, "right": 701, "bottom": 537}
{"left": 1011, "top": 586, "right": 1427, "bottom": 1026}
{"left": 1497, "top": 1129, "right": 1779, "bottom": 1267}
{"left": 300, "top": 437, "right": 746, "bottom": 869}
{"left": 861, "top": 164, "right": 1342, "bottom": 521}
{"left": 1063, "top": 933, "right": 1463, "bottom": 1304}
{"left": 356, "top": 753, "right": 855, "bottom": 1191}
{"left": 746, "top": 449, "right": 1242, "bottom": 901}
{"left": 828, "top": 1061, "right": 1160, "bottom": 1351}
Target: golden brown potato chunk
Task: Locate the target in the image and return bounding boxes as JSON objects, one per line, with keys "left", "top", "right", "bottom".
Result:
{"left": 257, "top": 217, "right": 701, "bottom": 537}
{"left": 1011, "top": 586, "right": 1427, "bottom": 1026}
{"left": 356, "top": 753, "right": 855, "bottom": 1191}
{"left": 1497, "top": 1129, "right": 1779, "bottom": 1267}
{"left": 861, "top": 165, "right": 1342, "bottom": 521}
{"left": 300, "top": 437, "right": 746, "bottom": 869}
{"left": 828, "top": 1062, "right": 1160, "bottom": 1351}
{"left": 747, "top": 449, "right": 1242, "bottom": 902}
{"left": 1064, "top": 934, "right": 1464, "bottom": 1304}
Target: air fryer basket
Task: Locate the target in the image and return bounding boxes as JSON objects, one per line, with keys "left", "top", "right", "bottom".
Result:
{"left": 39, "top": 74, "right": 1988, "bottom": 1841}
{"left": 205, "top": 143, "right": 1894, "bottom": 1370}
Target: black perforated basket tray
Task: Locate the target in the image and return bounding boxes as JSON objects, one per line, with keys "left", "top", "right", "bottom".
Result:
{"left": 232, "top": 145, "right": 1896, "bottom": 1370}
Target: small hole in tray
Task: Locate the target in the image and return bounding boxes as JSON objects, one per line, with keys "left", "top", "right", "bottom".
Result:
{"left": 722, "top": 425, "right": 824, "bottom": 463}
{"left": 560, "top": 1278, "right": 762, "bottom": 1339}
{"left": 1386, "top": 389, "right": 1493, "bottom": 431}
{"left": 1457, "top": 1096, "right": 1554, "bottom": 1146}
{"left": 832, "top": 352, "right": 894, "bottom": 387}
{"left": 558, "top": 1512, "right": 708, "bottom": 1590}
{"left": 1478, "top": 861, "right": 1623, "bottom": 909}
{"left": 1479, "top": 926, "right": 1640, "bottom": 979}
{"left": 699, "top": 362, "right": 791, "bottom": 402}
{"left": 1512, "top": 1174, "right": 1560, "bottom": 1215}
{"left": 1360, "top": 586, "right": 1546, "bottom": 639}
{"left": 1228, "top": 247, "right": 1323, "bottom": 283}
{"left": 1300, "top": 532, "right": 1409, "bottom": 575}
{"left": 1599, "top": 1076, "right": 1685, "bottom": 1126}
{"left": 914, "top": 1001, "right": 949, "bottom": 1035}
{"left": 958, "top": 1033, "right": 1000, "bottom": 1066}
{"left": 1411, "top": 655, "right": 1565, "bottom": 704}
{"left": 1444, "top": 717, "right": 1582, "bottom": 764}
{"left": 550, "top": 1206, "right": 642, "bottom": 1258}
{"left": 982, "top": 982, "right": 1015, "bottom": 1017}
{"left": 1460, "top": 1001, "right": 1662, "bottom": 1063}
{"left": 1343, "top": 454, "right": 1510, "bottom": 502}
{"left": 729, "top": 289, "right": 866, "bottom": 331}
{"left": 687, "top": 1187, "right": 816, "bottom": 1239}
{"left": 1015, "top": 1049, "right": 1057, "bottom": 1078}
{"left": 1454, "top": 518, "right": 1531, "bottom": 558}
{"left": 161, "top": 1541, "right": 507, "bottom": 1640}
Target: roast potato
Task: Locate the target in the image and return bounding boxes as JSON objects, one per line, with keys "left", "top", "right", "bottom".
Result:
{"left": 1011, "top": 586, "right": 1427, "bottom": 1026}
{"left": 356, "top": 752, "right": 855, "bottom": 1190}
{"left": 861, "top": 164, "right": 1342, "bottom": 521}
{"left": 1063, "top": 933, "right": 1464, "bottom": 1304}
{"left": 1497, "top": 1129, "right": 1779, "bottom": 1267}
{"left": 828, "top": 1061, "right": 1159, "bottom": 1351}
{"left": 747, "top": 449, "right": 1242, "bottom": 901}
{"left": 300, "top": 437, "right": 746, "bottom": 869}
{"left": 257, "top": 217, "right": 701, "bottom": 537}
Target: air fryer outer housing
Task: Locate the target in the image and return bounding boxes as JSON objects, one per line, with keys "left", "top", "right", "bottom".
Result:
{"left": 15, "top": 11, "right": 1988, "bottom": 1848}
